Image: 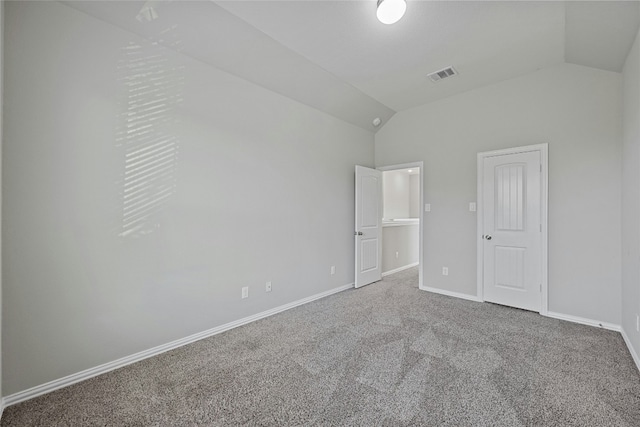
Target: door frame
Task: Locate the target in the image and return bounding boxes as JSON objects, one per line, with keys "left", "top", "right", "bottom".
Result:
{"left": 377, "top": 161, "right": 424, "bottom": 289}
{"left": 476, "top": 143, "right": 548, "bottom": 314}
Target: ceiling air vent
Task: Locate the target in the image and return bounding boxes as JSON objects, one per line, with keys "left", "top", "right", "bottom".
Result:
{"left": 428, "top": 66, "right": 458, "bottom": 83}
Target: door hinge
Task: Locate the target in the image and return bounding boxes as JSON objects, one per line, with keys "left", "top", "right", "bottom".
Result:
{"left": 539, "top": 283, "right": 542, "bottom": 292}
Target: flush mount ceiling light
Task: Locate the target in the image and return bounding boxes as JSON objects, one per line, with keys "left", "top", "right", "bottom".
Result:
{"left": 376, "top": 0, "right": 407, "bottom": 25}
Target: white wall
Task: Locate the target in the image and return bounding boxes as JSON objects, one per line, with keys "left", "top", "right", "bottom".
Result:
{"left": 382, "top": 170, "right": 410, "bottom": 219}
{"left": 382, "top": 169, "right": 421, "bottom": 219}
{"left": 2, "top": 1, "right": 374, "bottom": 396}
{"left": 376, "top": 63, "right": 622, "bottom": 325}
{"left": 621, "top": 29, "right": 640, "bottom": 361}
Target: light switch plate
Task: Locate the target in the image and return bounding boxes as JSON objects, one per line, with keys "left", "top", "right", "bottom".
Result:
{"left": 424, "top": 204, "right": 431, "bottom": 212}
{"left": 469, "top": 202, "right": 476, "bottom": 212}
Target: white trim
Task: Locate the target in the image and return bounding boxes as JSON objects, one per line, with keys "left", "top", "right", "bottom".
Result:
{"left": 3, "top": 282, "right": 354, "bottom": 408}
{"left": 376, "top": 162, "right": 421, "bottom": 172}
{"left": 476, "top": 143, "right": 549, "bottom": 314}
{"left": 476, "top": 153, "right": 484, "bottom": 301}
{"left": 544, "top": 311, "right": 620, "bottom": 332}
{"left": 382, "top": 262, "right": 419, "bottom": 277}
{"left": 0, "top": 0, "right": 5, "bottom": 414}
{"left": 377, "top": 161, "right": 424, "bottom": 289}
{"left": 621, "top": 328, "right": 640, "bottom": 373}
{"left": 420, "top": 285, "right": 483, "bottom": 302}
{"left": 540, "top": 145, "right": 549, "bottom": 315}
{"left": 382, "top": 219, "right": 419, "bottom": 227}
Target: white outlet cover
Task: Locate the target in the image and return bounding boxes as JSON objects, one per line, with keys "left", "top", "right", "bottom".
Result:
{"left": 469, "top": 202, "right": 477, "bottom": 212}
{"left": 424, "top": 203, "right": 431, "bottom": 212}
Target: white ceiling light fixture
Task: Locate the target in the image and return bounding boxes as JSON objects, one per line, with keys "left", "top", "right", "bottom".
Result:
{"left": 376, "top": 0, "right": 407, "bottom": 25}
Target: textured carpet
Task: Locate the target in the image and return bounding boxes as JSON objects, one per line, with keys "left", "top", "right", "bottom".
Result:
{"left": 3, "top": 267, "right": 640, "bottom": 426}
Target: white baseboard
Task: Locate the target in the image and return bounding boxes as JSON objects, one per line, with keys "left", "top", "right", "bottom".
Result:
{"left": 3, "top": 282, "right": 354, "bottom": 408}
{"left": 420, "top": 285, "right": 483, "bottom": 302}
{"left": 621, "top": 328, "right": 640, "bottom": 373}
{"left": 382, "top": 262, "right": 419, "bottom": 277}
{"left": 544, "top": 311, "right": 621, "bottom": 332}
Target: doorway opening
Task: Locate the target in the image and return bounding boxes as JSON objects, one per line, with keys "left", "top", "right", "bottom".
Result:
{"left": 378, "top": 162, "right": 424, "bottom": 289}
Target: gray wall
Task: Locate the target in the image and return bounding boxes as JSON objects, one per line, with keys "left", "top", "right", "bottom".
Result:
{"left": 409, "top": 174, "right": 420, "bottom": 218}
{"left": 382, "top": 224, "right": 419, "bottom": 273}
{"left": 376, "top": 63, "right": 622, "bottom": 325}
{"left": 2, "top": 1, "right": 373, "bottom": 395}
{"left": 622, "top": 29, "right": 640, "bottom": 360}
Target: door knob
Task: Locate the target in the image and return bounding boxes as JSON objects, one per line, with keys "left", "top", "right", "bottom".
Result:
{"left": 355, "top": 231, "right": 363, "bottom": 236}
{"left": 485, "top": 234, "right": 492, "bottom": 240}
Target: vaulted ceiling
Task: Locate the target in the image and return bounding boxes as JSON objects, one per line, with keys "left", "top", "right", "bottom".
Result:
{"left": 64, "top": 1, "right": 640, "bottom": 132}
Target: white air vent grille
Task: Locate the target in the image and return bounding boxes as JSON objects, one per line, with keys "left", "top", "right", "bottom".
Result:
{"left": 428, "top": 66, "right": 458, "bottom": 83}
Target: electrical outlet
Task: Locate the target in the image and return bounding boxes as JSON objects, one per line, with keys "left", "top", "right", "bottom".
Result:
{"left": 442, "top": 267, "right": 449, "bottom": 276}
{"left": 424, "top": 203, "right": 431, "bottom": 212}
{"left": 469, "top": 202, "right": 477, "bottom": 212}
{"left": 330, "top": 266, "right": 336, "bottom": 275}
{"left": 395, "top": 251, "right": 399, "bottom": 259}
{"left": 241, "top": 286, "right": 249, "bottom": 299}
{"left": 266, "top": 281, "right": 272, "bottom": 293}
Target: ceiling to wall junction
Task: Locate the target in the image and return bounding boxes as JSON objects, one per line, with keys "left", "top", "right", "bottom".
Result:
{"left": 64, "top": 1, "right": 640, "bottom": 132}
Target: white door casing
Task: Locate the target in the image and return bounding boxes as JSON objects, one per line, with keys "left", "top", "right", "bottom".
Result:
{"left": 477, "top": 144, "right": 548, "bottom": 313}
{"left": 355, "top": 165, "right": 382, "bottom": 288}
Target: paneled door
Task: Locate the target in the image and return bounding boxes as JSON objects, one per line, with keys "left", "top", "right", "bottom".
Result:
{"left": 482, "top": 150, "right": 542, "bottom": 311}
{"left": 355, "top": 165, "right": 382, "bottom": 288}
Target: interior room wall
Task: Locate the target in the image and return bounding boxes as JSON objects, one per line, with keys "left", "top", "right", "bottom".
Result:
{"left": 409, "top": 174, "right": 420, "bottom": 218}
{"left": 2, "top": 1, "right": 374, "bottom": 396}
{"left": 376, "top": 63, "right": 622, "bottom": 325}
{"left": 621, "top": 29, "right": 640, "bottom": 362}
{"left": 382, "top": 224, "right": 419, "bottom": 273}
{"left": 382, "top": 170, "right": 410, "bottom": 219}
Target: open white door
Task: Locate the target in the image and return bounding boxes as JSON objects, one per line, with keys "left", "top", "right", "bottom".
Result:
{"left": 355, "top": 165, "right": 382, "bottom": 288}
{"left": 481, "top": 150, "right": 542, "bottom": 312}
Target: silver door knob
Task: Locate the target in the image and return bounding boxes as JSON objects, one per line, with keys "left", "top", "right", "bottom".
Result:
{"left": 355, "top": 231, "right": 363, "bottom": 236}
{"left": 485, "top": 234, "right": 492, "bottom": 240}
